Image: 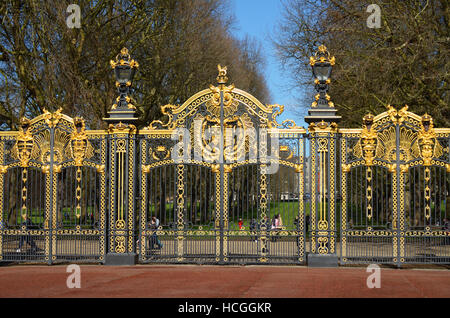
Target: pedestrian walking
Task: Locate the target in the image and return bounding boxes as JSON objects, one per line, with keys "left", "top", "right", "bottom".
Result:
{"left": 16, "top": 216, "right": 42, "bottom": 253}
{"left": 150, "top": 216, "right": 163, "bottom": 249}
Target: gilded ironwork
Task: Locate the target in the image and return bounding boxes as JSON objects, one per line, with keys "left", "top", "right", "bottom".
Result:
{"left": 2, "top": 60, "right": 449, "bottom": 267}
{"left": 340, "top": 105, "right": 450, "bottom": 265}
{"left": 42, "top": 108, "right": 63, "bottom": 128}
{"left": 309, "top": 45, "right": 336, "bottom": 67}
{"left": 417, "top": 114, "right": 444, "bottom": 166}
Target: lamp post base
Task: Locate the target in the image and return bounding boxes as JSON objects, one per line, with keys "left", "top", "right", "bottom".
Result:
{"left": 105, "top": 253, "right": 137, "bottom": 266}
{"left": 307, "top": 253, "right": 339, "bottom": 267}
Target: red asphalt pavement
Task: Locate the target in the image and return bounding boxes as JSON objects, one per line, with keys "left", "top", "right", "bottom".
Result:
{"left": 0, "top": 265, "right": 449, "bottom": 298}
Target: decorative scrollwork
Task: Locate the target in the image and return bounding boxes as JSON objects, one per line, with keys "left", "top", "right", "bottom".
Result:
{"left": 148, "top": 104, "right": 177, "bottom": 129}
{"left": 360, "top": 113, "right": 377, "bottom": 166}
{"left": 42, "top": 108, "right": 63, "bottom": 128}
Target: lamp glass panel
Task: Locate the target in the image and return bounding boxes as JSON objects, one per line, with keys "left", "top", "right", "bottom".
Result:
{"left": 313, "top": 64, "right": 331, "bottom": 81}
{"left": 116, "top": 67, "right": 131, "bottom": 82}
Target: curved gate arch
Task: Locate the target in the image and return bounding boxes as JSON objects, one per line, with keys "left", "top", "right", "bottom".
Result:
{"left": 138, "top": 66, "right": 307, "bottom": 264}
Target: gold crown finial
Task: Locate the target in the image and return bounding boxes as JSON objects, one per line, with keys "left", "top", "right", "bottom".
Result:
{"left": 422, "top": 113, "right": 431, "bottom": 121}
{"left": 310, "top": 44, "right": 335, "bottom": 66}
{"left": 318, "top": 45, "right": 327, "bottom": 53}
{"left": 421, "top": 113, "right": 433, "bottom": 128}
{"left": 120, "top": 47, "right": 129, "bottom": 56}
{"left": 110, "top": 47, "right": 139, "bottom": 69}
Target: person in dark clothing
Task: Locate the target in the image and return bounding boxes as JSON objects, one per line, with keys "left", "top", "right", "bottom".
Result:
{"left": 293, "top": 217, "right": 300, "bottom": 247}
{"left": 16, "top": 217, "right": 42, "bottom": 253}
{"left": 149, "top": 216, "right": 163, "bottom": 249}
{"left": 249, "top": 219, "right": 258, "bottom": 242}
{"left": 260, "top": 216, "right": 271, "bottom": 253}
{"left": 442, "top": 218, "right": 449, "bottom": 245}
{"left": 305, "top": 214, "right": 310, "bottom": 233}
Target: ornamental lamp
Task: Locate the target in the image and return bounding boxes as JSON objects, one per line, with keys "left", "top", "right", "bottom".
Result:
{"left": 111, "top": 47, "right": 138, "bottom": 85}
{"left": 310, "top": 45, "right": 335, "bottom": 83}
{"left": 305, "top": 45, "right": 341, "bottom": 124}
{"left": 104, "top": 47, "right": 139, "bottom": 125}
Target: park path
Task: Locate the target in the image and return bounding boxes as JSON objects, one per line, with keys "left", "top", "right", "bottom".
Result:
{"left": 0, "top": 265, "right": 448, "bottom": 298}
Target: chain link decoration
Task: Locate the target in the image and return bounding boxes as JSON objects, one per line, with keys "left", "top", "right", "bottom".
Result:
{"left": 177, "top": 164, "right": 185, "bottom": 261}
{"left": 215, "top": 171, "right": 221, "bottom": 262}
{"left": 140, "top": 140, "right": 147, "bottom": 261}
{"left": 0, "top": 140, "right": 4, "bottom": 260}
{"left": 128, "top": 138, "right": 135, "bottom": 253}
{"left": 341, "top": 138, "right": 347, "bottom": 260}
{"left": 329, "top": 135, "right": 335, "bottom": 253}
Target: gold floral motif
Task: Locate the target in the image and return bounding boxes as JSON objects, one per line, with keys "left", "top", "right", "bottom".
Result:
{"left": 207, "top": 85, "right": 238, "bottom": 118}
{"left": 342, "top": 164, "right": 351, "bottom": 173}
{"left": 96, "top": 164, "right": 105, "bottom": 174}
{"left": 354, "top": 125, "right": 420, "bottom": 164}
{"left": 42, "top": 108, "right": 63, "bottom": 128}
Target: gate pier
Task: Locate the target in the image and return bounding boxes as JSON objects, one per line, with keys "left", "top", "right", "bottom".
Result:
{"left": 104, "top": 47, "right": 139, "bottom": 266}
{"left": 304, "top": 46, "right": 341, "bottom": 267}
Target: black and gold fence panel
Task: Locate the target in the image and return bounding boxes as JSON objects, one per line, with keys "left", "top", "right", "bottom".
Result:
{"left": 340, "top": 107, "right": 450, "bottom": 265}
{"left": 0, "top": 110, "right": 107, "bottom": 263}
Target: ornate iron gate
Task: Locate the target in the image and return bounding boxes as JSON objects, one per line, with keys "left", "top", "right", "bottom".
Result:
{"left": 0, "top": 110, "right": 107, "bottom": 263}
{"left": 340, "top": 107, "right": 450, "bottom": 265}
{"left": 137, "top": 70, "right": 306, "bottom": 264}
{"left": 0, "top": 47, "right": 448, "bottom": 266}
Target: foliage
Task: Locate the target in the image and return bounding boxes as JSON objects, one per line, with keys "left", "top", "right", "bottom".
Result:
{"left": 274, "top": 0, "right": 449, "bottom": 127}
{"left": 0, "top": 0, "right": 270, "bottom": 129}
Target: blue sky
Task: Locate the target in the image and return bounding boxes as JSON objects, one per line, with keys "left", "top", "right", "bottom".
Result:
{"left": 230, "top": 0, "right": 307, "bottom": 127}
